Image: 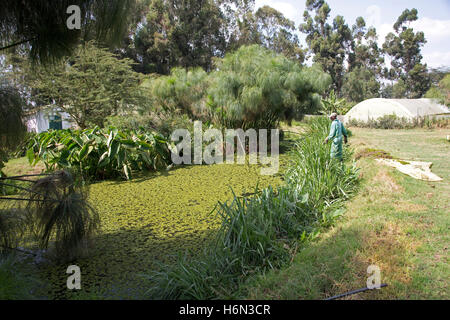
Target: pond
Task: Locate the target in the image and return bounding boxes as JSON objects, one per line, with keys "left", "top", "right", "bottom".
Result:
{"left": 38, "top": 157, "right": 289, "bottom": 299}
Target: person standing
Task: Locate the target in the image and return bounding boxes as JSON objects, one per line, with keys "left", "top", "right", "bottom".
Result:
{"left": 324, "top": 113, "right": 348, "bottom": 161}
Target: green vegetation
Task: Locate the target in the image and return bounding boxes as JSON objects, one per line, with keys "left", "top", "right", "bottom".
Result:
{"left": 10, "top": 42, "right": 146, "bottom": 129}
{"left": 0, "top": 0, "right": 136, "bottom": 64}
{"left": 144, "top": 45, "right": 331, "bottom": 131}
{"left": 382, "top": 8, "right": 430, "bottom": 98}
{"left": 144, "top": 117, "right": 359, "bottom": 299}
{"left": 242, "top": 127, "right": 449, "bottom": 299}
{"left": 26, "top": 127, "right": 171, "bottom": 181}
{"left": 0, "top": 256, "right": 40, "bottom": 299}
{"left": 143, "top": 67, "right": 209, "bottom": 118}
{"left": 207, "top": 46, "right": 330, "bottom": 130}
{"left": 0, "top": 0, "right": 447, "bottom": 301}
{"left": 320, "top": 90, "right": 350, "bottom": 115}
{"left": 1, "top": 171, "right": 100, "bottom": 262}
{"left": 0, "top": 84, "right": 26, "bottom": 176}
{"left": 130, "top": 0, "right": 304, "bottom": 74}
{"left": 425, "top": 74, "right": 450, "bottom": 107}
{"left": 348, "top": 114, "right": 450, "bottom": 129}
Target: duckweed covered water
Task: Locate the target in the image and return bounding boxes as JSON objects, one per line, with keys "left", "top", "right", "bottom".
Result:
{"left": 40, "top": 159, "right": 287, "bottom": 299}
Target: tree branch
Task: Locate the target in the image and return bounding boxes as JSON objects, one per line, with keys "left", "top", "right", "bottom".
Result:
{"left": 0, "top": 37, "right": 38, "bottom": 51}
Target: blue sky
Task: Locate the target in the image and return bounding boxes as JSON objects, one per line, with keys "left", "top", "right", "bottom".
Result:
{"left": 255, "top": 0, "right": 450, "bottom": 68}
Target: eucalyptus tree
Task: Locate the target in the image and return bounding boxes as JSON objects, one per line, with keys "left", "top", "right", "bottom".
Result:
{"left": 130, "top": 0, "right": 305, "bottom": 74}
{"left": 349, "top": 17, "right": 384, "bottom": 76}
{"left": 299, "top": 0, "right": 353, "bottom": 95}
{"left": 133, "top": 0, "right": 228, "bottom": 74}
{"left": 254, "top": 6, "right": 305, "bottom": 63}
{"left": 342, "top": 17, "right": 382, "bottom": 102}
{"left": 342, "top": 67, "right": 380, "bottom": 102}
{"left": 382, "top": 8, "right": 431, "bottom": 98}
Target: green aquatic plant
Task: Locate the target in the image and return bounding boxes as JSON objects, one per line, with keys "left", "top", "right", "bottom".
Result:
{"left": 26, "top": 127, "right": 172, "bottom": 180}
{"left": 207, "top": 45, "right": 330, "bottom": 130}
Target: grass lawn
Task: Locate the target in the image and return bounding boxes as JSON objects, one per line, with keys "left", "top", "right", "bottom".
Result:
{"left": 2, "top": 157, "right": 45, "bottom": 177}
{"left": 242, "top": 127, "right": 449, "bottom": 299}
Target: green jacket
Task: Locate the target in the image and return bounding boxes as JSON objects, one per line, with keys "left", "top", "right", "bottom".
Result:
{"left": 327, "top": 119, "right": 347, "bottom": 143}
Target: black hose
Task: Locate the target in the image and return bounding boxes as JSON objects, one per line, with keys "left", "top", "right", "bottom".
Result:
{"left": 324, "top": 283, "right": 388, "bottom": 300}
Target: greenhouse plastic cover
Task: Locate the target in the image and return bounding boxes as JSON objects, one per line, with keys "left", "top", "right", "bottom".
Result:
{"left": 344, "top": 98, "right": 450, "bottom": 123}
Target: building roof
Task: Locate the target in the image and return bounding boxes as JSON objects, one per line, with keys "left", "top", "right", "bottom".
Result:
{"left": 344, "top": 98, "right": 450, "bottom": 122}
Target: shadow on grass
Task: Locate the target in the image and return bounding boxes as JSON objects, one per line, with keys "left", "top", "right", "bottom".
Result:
{"left": 242, "top": 224, "right": 368, "bottom": 300}
{"left": 37, "top": 226, "right": 217, "bottom": 300}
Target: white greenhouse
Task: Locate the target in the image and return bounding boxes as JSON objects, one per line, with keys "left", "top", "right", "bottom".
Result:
{"left": 343, "top": 98, "right": 450, "bottom": 124}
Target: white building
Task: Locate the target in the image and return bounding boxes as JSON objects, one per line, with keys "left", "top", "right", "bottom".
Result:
{"left": 344, "top": 98, "right": 450, "bottom": 124}
{"left": 26, "top": 108, "right": 75, "bottom": 133}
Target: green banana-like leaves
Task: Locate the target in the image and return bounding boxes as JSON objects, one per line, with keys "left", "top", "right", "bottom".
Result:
{"left": 26, "top": 127, "right": 172, "bottom": 180}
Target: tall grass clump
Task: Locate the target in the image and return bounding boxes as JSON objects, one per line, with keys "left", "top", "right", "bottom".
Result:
{"left": 144, "top": 117, "right": 359, "bottom": 299}
{"left": 1, "top": 170, "right": 100, "bottom": 262}
{"left": 286, "top": 117, "right": 359, "bottom": 217}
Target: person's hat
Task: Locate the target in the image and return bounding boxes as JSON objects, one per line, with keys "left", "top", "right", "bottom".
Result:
{"left": 329, "top": 112, "right": 338, "bottom": 119}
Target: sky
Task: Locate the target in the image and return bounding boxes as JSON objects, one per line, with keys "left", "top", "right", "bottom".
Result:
{"left": 255, "top": 0, "right": 450, "bottom": 69}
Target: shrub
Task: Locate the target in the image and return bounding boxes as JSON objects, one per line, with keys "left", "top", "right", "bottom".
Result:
{"left": 348, "top": 114, "right": 450, "bottom": 129}
{"left": 26, "top": 127, "right": 172, "bottom": 180}
{"left": 142, "top": 68, "right": 209, "bottom": 120}
{"left": 207, "top": 45, "right": 330, "bottom": 130}
{"left": 142, "top": 45, "right": 331, "bottom": 131}
{"left": 1, "top": 170, "right": 100, "bottom": 262}
{"left": 104, "top": 114, "right": 156, "bottom": 132}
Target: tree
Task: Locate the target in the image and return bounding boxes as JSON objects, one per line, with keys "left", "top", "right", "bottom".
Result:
{"left": 348, "top": 18, "right": 384, "bottom": 76}
{"left": 425, "top": 74, "right": 450, "bottom": 106}
{"left": 0, "top": 0, "right": 137, "bottom": 64}
{"left": 132, "top": 0, "right": 228, "bottom": 74}
{"left": 382, "top": 8, "right": 431, "bottom": 98}
{"left": 299, "top": 0, "right": 353, "bottom": 95}
{"left": 223, "top": 0, "right": 260, "bottom": 49}
{"left": 342, "top": 67, "right": 380, "bottom": 103}
{"left": 128, "top": 0, "right": 304, "bottom": 74}
{"left": 254, "top": 6, "right": 305, "bottom": 63}
{"left": 17, "top": 42, "right": 145, "bottom": 129}
{"left": 0, "top": 83, "right": 26, "bottom": 175}
{"left": 0, "top": 0, "right": 139, "bottom": 168}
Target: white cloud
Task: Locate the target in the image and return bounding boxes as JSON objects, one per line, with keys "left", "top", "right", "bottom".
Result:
{"left": 364, "top": 6, "right": 450, "bottom": 68}
{"left": 366, "top": 5, "right": 381, "bottom": 27}
{"left": 411, "top": 17, "right": 450, "bottom": 38}
{"left": 422, "top": 51, "right": 450, "bottom": 69}
{"left": 411, "top": 17, "right": 450, "bottom": 68}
